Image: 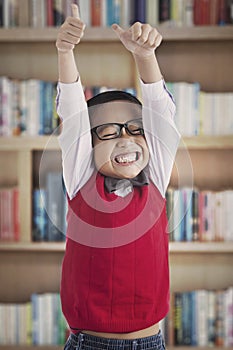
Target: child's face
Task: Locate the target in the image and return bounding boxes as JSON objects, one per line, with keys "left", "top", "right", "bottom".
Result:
{"left": 91, "top": 101, "right": 149, "bottom": 179}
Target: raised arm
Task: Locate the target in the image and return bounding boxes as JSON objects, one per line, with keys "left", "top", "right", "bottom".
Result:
{"left": 112, "top": 22, "right": 162, "bottom": 84}
{"left": 56, "top": 4, "right": 85, "bottom": 83}
{"left": 56, "top": 4, "right": 94, "bottom": 200}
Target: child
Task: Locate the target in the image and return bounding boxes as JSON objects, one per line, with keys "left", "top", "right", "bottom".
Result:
{"left": 56, "top": 4, "right": 180, "bottom": 350}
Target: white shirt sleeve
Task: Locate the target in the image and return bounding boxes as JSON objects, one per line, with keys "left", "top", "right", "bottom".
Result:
{"left": 141, "top": 79, "right": 181, "bottom": 198}
{"left": 56, "top": 79, "right": 94, "bottom": 200}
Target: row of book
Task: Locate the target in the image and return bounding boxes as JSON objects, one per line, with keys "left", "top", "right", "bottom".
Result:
{"left": 0, "top": 187, "right": 19, "bottom": 242}
{"left": 167, "top": 82, "right": 233, "bottom": 136}
{"left": 161, "top": 287, "right": 233, "bottom": 346}
{"left": 0, "top": 0, "right": 232, "bottom": 28}
{"left": 0, "top": 288, "right": 232, "bottom": 346}
{"left": 0, "top": 293, "right": 68, "bottom": 345}
{"left": 0, "top": 76, "right": 137, "bottom": 136}
{"left": 0, "top": 77, "right": 59, "bottom": 136}
{"left": 33, "top": 172, "right": 67, "bottom": 242}
{"left": 1, "top": 76, "right": 232, "bottom": 137}
{"left": 1, "top": 177, "right": 232, "bottom": 243}
{"left": 166, "top": 188, "right": 233, "bottom": 242}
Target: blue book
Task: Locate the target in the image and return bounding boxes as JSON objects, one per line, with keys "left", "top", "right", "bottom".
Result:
{"left": 42, "top": 81, "right": 54, "bottom": 135}
{"left": 134, "top": 0, "right": 146, "bottom": 23}
{"left": 182, "top": 292, "right": 192, "bottom": 345}
{"left": 33, "top": 189, "right": 48, "bottom": 241}
{"left": 190, "top": 291, "right": 197, "bottom": 346}
{"left": 46, "top": 172, "right": 66, "bottom": 241}
{"left": 106, "top": 0, "right": 121, "bottom": 26}
{"left": 184, "top": 188, "right": 193, "bottom": 241}
{"left": 173, "top": 189, "right": 184, "bottom": 241}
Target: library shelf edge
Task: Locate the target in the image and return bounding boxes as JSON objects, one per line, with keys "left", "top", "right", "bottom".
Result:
{"left": 0, "top": 26, "right": 233, "bottom": 42}
{"left": 0, "top": 135, "right": 233, "bottom": 151}
{"left": 0, "top": 241, "right": 233, "bottom": 254}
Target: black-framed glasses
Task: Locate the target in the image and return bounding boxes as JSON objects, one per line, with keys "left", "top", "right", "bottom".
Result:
{"left": 92, "top": 118, "right": 144, "bottom": 141}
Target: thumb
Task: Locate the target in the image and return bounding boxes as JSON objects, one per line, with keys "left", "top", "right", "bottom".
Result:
{"left": 112, "top": 23, "right": 124, "bottom": 37}
{"left": 71, "top": 3, "right": 80, "bottom": 19}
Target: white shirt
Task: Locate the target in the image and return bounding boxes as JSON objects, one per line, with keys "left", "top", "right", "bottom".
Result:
{"left": 57, "top": 79, "right": 181, "bottom": 200}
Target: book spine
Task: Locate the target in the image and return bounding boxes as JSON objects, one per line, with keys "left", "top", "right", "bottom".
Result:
{"left": 134, "top": 0, "right": 146, "bottom": 23}
{"left": 91, "top": 0, "right": 102, "bottom": 26}
{"left": 159, "top": 0, "right": 170, "bottom": 22}
{"left": 53, "top": 0, "right": 64, "bottom": 26}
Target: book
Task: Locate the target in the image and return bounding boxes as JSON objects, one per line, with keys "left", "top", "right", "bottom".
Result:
{"left": 146, "top": 0, "right": 159, "bottom": 26}
{"left": 78, "top": 0, "right": 91, "bottom": 26}
{"left": 106, "top": 0, "right": 121, "bottom": 26}
{"left": 0, "top": 187, "right": 19, "bottom": 241}
{"left": 174, "top": 292, "right": 183, "bottom": 345}
{"left": 91, "top": 0, "right": 102, "bottom": 26}
{"left": 46, "top": 172, "right": 66, "bottom": 241}
{"left": 53, "top": 0, "right": 64, "bottom": 26}
{"left": 159, "top": 0, "right": 171, "bottom": 23}
{"left": 134, "top": 0, "right": 146, "bottom": 23}
{"left": 29, "top": 0, "right": 47, "bottom": 27}
{"left": 33, "top": 189, "right": 48, "bottom": 242}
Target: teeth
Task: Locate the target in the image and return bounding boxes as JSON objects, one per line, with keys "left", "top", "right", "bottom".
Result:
{"left": 115, "top": 152, "right": 137, "bottom": 163}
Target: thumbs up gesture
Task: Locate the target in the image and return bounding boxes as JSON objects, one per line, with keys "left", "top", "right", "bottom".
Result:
{"left": 112, "top": 22, "right": 162, "bottom": 58}
{"left": 56, "top": 4, "right": 85, "bottom": 53}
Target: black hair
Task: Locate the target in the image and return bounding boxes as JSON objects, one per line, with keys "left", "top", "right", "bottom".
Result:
{"left": 87, "top": 90, "right": 142, "bottom": 107}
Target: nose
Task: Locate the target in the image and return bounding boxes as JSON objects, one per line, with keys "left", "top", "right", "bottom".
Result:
{"left": 116, "top": 128, "right": 133, "bottom": 147}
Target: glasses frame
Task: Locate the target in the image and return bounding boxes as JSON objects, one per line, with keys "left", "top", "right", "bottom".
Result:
{"left": 91, "top": 118, "right": 144, "bottom": 141}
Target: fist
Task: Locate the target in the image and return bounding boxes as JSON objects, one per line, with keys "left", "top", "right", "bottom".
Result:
{"left": 56, "top": 4, "right": 85, "bottom": 53}
{"left": 112, "top": 22, "right": 162, "bottom": 57}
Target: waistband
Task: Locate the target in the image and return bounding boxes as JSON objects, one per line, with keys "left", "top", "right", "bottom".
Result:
{"left": 67, "top": 330, "right": 165, "bottom": 349}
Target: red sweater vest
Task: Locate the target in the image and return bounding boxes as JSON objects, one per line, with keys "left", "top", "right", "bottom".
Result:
{"left": 61, "top": 172, "right": 170, "bottom": 333}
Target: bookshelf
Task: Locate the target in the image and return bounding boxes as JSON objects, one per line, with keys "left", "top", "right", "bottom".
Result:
{"left": 0, "top": 23, "right": 233, "bottom": 348}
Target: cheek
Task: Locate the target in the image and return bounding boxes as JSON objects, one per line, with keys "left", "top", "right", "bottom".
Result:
{"left": 93, "top": 142, "right": 113, "bottom": 170}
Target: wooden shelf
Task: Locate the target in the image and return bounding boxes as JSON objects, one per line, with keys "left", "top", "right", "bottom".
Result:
{"left": 0, "top": 136, "right": 59, "bottom": 151}
{"left": 169, "top": 241, "right": 233, "bottom": 253}
{"left": 1, "top": 241, "right": 233, "bottom": 254}
{"left": 0, "top": 135, "right": 233, "bottom": 151}
{"left": 0, "top": 242, "right": 65, "bottom": 252}
{"left": 0, "top": 26, "right": 232, "bottom": 43}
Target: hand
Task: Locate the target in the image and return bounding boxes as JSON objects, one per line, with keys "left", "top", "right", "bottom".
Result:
{"left": 56, "top": 4, "right": 85, "bottom": 53}
{"left": 112, "top": 22, "right": 162, "bottom": 58}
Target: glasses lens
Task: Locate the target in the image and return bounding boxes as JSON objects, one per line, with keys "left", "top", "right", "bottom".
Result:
{"left": 127, "top": 119, "right": 144, "bottom": 135}
{"left": 95, "top": 124, "right": 120, "bottom": 140}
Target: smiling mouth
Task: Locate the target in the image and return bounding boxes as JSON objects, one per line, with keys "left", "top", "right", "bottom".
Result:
{"left": 114, "top": 152, "right": 140, "bottom": 164}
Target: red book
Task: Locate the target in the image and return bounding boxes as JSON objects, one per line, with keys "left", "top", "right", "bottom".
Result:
{"left": 47, "top": 0, "right": 54, "bottom": 26}
{"left": 209, "top": 0, "right": 219, "bottom": 25}
{"left": 193, "top": 0, "right": 210, "bottom": 25}
{"left": 91, "top": 0, "right": 102, "bottom": 26}
{"left": 13, "top": 188, "right": 20, "bottom": 241}
{"left": 219, "top": 0, "right": 228, "bottom": 25}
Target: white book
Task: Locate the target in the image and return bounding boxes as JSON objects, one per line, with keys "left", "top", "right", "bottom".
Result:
{"left": 171, "top": 0, "right": 184, "bottom": 27}
{"left": 224, "top": 287, "right": 233, "bottom": 346}
{"left": 78, "top": 0, "right": 91, "bottom": 26}
{"left": 3, "top": 0, "right": 9, "bottom": 27}
{"left": 146, "top": 0, "right": 159, "bottom": 27}
{"left": 183, "top": 0, "right": 194, "bottom": 27}
{"left": 196, "top": 290, "right": 208, "bottom": 346}
{"left": 120, "top": 0, "right": 131, "bottom": 27}
{"left": 225, "top": 190, "right": 233, "bottom": 241}
{"left": 207, "top": 290, "right": 216, "bottom": 346}
{"left": 101, "top": 0, "right": 107, "bottom": 26}
{"left": 214, "top": 191, "right": 225, "bottom": 241}
{"left": 26, "top": 79, "right": 40, "bottom": 136}
{"left": 1, "top": 77, "right": 11, "bottom": 136}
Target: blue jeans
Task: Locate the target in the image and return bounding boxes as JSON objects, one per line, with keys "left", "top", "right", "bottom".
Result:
{"left": 64, "top": 330, "right": 166, "bottom": 350}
